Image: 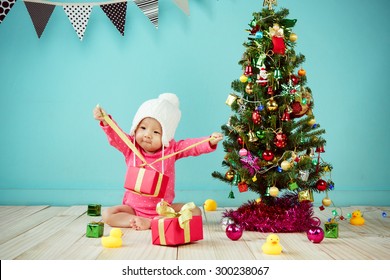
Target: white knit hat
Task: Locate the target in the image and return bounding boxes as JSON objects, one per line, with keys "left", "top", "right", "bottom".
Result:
{"left": 129, "top": 93, "right": 181, "bottom": 147}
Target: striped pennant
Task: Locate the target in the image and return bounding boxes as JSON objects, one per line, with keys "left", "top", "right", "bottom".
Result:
{"left": 134, "top": 0, "right": 158, "bottom": 29}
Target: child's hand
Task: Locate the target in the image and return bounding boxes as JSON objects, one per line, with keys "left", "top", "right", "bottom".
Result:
{"left": 210, "top": 132, "right": 223, "bottom": 146}
{"left": 93, "top": 105, "right": 107, "bottom": 125}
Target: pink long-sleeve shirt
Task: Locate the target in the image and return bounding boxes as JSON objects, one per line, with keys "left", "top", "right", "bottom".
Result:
{"left": 100, "top": 118, "right": 217, "bottom": 218}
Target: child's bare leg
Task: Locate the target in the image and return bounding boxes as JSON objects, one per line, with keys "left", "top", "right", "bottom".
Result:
{"left": 171, "top": 203, "right": 202, "bottom": 216}
{"left": 102, "top": 205, "right": 151, "bottom": 230}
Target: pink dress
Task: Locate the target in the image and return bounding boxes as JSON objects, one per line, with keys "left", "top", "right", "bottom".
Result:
{"left": 100, "top": 119, "right": 217, "bottom": 218}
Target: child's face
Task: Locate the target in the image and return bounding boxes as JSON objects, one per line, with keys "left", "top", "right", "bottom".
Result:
{"left": 135, "top": 117, "right": 163, "bottom": 154}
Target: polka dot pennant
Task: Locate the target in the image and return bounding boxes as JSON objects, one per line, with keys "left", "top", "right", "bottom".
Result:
{"left": 100, "top": 1, "right": 127, "bottom": 36}
{"left": 63, "top": 4, "right": 93, "bottom": 41}
{"left": 134, "top": 0, "right": 158, "bottom": 29}
{"left": 24, "top": 2, "right": 55, "bottom": 38}
{"left": 0, "top": 0, "right": 17, "bottom": 24}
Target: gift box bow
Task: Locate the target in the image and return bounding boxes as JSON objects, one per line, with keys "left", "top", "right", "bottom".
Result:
{"left": 156, "top": 200, "right": 195, "bottom": 229}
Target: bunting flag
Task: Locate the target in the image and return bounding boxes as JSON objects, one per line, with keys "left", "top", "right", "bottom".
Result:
{"left": 100, "top": 1, "right": 127, "bottom": 36}
{"left": 2, "top": 0, "right": 192, "bottom": 40}
{"left": 24, "top": 1, "right": 55, "bottom": 38}
{"left": 63, "top": 4, "right": 93, "bottom": 41}
{"left": 0, "top": 0, "right": 17, "bottom": 24}
{"left": 134, "top": 0, "right": 158, "bottom": 29}
{"left": 173, "top": 0, "right": 189, "bottom": 16}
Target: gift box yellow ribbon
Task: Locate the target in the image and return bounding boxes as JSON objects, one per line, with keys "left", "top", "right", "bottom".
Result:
{"left": 156, "top": 200, "right": 195, "bottom": 245}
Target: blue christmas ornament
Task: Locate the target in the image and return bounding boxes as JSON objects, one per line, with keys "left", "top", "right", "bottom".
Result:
{"left": 382, "top": 212, "right": 387, "bottom": 218}
{"left": 255, "top": 31, "right": 263, "bottom": 39}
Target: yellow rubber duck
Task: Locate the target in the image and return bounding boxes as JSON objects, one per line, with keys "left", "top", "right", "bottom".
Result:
{"left": 262, "top": 233, "right": 283, "bottom": 255}
{"left": 101, "top": 228, "right": 123, "bottom": 248}
{"left": 350, "top": 210, "right": 365, "bottom": 226}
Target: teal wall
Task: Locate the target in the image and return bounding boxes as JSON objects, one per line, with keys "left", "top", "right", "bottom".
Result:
{"left": 0, "top": 0, "right": 389, "bottom": 208}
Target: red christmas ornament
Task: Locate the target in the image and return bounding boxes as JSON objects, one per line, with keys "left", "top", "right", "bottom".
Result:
{"left": 307, "top": 226, "right": 324, "bottom": 243}
{"left": 291, "top": 101, "right": 302, "bottom": 115}
{"left": 252, "top": 110, "right": 261, "bottom": 124}
{"left": 274, "top": 133, "right": 287, "bottom": 148}
{"left": 238, "top": 182, "right": 248, "bottom": 192}
{"left": 244, "top": 65, "right": 253, "bottom": 76}
{"left": 281, "top": 110, "right": 291, "bottom": 121}
{"left": 267, "top": 86, "right": 274, "bottom": 95}
{"left": 316, "top": 179, "right": 327, "bottom": 191}
{"left": 226, "top": 224, "right": 243, "bottom": 241}
{"left": 237, "top": 137, "right": 244, "bottom": 146}
{"left": 250, "top": 25, "right": 260, "bottom": 34}
{"left": 262, "top": 150, "right": 274, "bottom": 161}
{"left": 316, "top": 146, "right": 325, "bottom": 153}
{"left": 290, "top": 75, "right": 299, "bottom": 85}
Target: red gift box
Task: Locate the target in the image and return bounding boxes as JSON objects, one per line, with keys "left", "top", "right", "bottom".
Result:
{"left": 124, "top": 167, "right": 169, "bottom": 198}
{"left": 151, "top": 216, "right": 203, "bottom": 246}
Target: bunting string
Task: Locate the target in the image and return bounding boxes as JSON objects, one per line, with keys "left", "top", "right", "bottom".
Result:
{"left": 0, "top": 0, "right": 191, "bottom": 40}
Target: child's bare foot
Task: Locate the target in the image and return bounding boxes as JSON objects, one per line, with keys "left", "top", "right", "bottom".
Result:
{"left": 129, "top": 216, "right": 151, "bottom": 230}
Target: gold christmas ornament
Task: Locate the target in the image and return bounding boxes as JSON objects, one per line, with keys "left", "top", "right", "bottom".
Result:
{"left": 308, "top": 117, "right": 316, "bottom": 126}
{"left": 266, "top": 97, "right": 278, "bottom": 111}
{"left": 281, "top": 160, "right": 291, "bottom": 171}
{"left": 240, "top": 75, "right": 248, "bottom": 83}
{"left": 323, "top": 166, "right": 331, "bottom": 172}
{"left": 245, "top": 83, "right": 254, "bottom": 94}
{"left": 322, "top": 197, "right": 332, "bottom": 207}
{"left": 248, "top": 130, "right": 258, "bottom": 142}
{"left": 225, "top": 170, "right": 235, "bottom": 181}
{"left": 269, "top": 186, "right": 279, "bottom": 197}
{"left": 289, "top": 33, "right": 298, "bottom": 42}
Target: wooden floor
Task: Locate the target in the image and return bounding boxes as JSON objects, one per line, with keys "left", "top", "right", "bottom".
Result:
{"left": 0, "top": 205, "right": 389, "bottom": 260}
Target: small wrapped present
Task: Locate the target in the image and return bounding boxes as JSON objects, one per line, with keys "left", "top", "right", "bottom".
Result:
{"left": 225, "top": 94, "right": 237, "bottom": 106}
{"left": 324, "top": 221, "right": 339, "bottom": 238}
{"left": 124, "top": 167, "right": 168, "bottom": 198}
{"left": 87, "top": 204, "right": 101, "bottom": 216}
{"left": 298, "top": 189, "right": 314, "bottom": 202}
{"left": 151, "top": 201, "right": 203, "bottom": 246}
{"left": 288, "top": 181, "right": 299, "bottom": 191}
{"left": 86, "top": 222, "right": 104, "bottom": 238}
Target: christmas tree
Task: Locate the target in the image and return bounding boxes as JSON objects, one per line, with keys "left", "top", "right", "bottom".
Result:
{"left": 212, "top": 1, "right": 335, "bottom": 232}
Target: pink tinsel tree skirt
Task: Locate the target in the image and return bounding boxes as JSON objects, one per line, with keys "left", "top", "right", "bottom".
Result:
{"left": 223, "top": 194, "right": 317, "bottom": 232}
